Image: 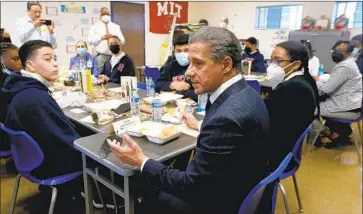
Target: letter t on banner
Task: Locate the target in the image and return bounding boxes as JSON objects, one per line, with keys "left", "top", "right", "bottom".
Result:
{"left": 149, "top": 1, "right": 188, "bottom": 34}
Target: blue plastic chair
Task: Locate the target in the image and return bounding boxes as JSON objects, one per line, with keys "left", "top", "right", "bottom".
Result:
{"left": 246, "top": 80, "right": 261, "bottom": 94}
{"left": 277, "top": 125, "right": 312, "bottom": 214}
{"left": 238, "top": 153, "right": 293, "bottom": 214}
{"left": 0, "top": 150, "right": 11, "bottom": 158}
{"left": 144, "top": 66, "right": 161, "bottom": 83}
{"left": 0, "top": 123, "right": 82, "bottom": 214}
{"left": 137, "top": 81, "right": 147, "bottom": 90}
{"left": 326, "top": 114, "right": 362, "bottom": 164}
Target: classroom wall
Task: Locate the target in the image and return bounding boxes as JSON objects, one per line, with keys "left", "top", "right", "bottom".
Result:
{"left": 188, "top": 1, "right": 362, "bottom": 59}
{"left": 0, "top": 1, "right": 197, "bottom": 67}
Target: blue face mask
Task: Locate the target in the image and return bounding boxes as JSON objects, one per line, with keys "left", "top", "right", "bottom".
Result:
{"left": 352, "top": 48, "right": 360, "bottom": 57}
{"left": 77, "top": 48, "right": 88, "bottom": 57}
{"left": 1, "top": 59, "right": 11, "bottom": 75}
{"left": 175, "top": 52, "right": 190, "bottom": 66}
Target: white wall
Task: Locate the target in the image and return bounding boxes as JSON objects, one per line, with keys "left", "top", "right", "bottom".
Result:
{"left": 0, "top": 1, "right": 196, "bottom": 66}
{"left": 188, "top": 1, "right": 362, "bottom": 58}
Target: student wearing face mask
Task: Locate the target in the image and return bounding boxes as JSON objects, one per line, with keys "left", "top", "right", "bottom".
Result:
{"left": 98, "top": 36, "right": 135, "bottom": 84}
{"left": 263, "top": 41, "right": 319, "bottom": 172}
{"left": 242, "top": 37, "right": 266, "bottom": 73}
{"left": 69, "top": 40, "right": 99, "bottom": 77}
{"left": 315, "top": 40, "right": 362, "bottom": 148}
{"left": 351, "top": 34, "right": 362, "bottom": 73}
{"left": 1, "top": 42, "right": 22, "bottom": 156}
{"left": 0, "top": 43, "right": 22, "bottom": 89}
{"left": 88, "top": 7, "right": 125, "bottom": 73}
{"left": 155, "top": 34, "right": 197, "bottom": 101}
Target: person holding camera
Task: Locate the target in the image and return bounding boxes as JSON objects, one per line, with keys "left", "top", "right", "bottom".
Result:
{"left": 15, "top": 1, "right": 56, "bottom": 46}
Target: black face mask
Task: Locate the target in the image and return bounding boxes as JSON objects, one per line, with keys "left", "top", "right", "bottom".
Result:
{"left": 331, "top": 50, "right": 345, "bottom": 63}
{"left": 109, "top": 45, "right": 120, "bottom": 54}
{"left": 244, "top": 47, "right": 251, "bottom": 53}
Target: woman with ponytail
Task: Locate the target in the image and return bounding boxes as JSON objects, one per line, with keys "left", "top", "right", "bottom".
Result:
{"left": 264, "top": 40, "right": 319, "bottom": 171}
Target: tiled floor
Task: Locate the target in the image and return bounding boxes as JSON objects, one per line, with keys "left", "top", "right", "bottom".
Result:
{"left": 1, "top": 126, "right": 362, "bottom": 214}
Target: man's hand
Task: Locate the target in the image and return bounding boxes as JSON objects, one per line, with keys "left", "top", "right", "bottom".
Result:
{"left": 170, "top": 81, "right": 191, "bottom": 91}
{"left": 47, "top": 21, "right": 55, "bottom": 34}
{"left": 182, "top": 113, "right": 199, "bottom": 131}
{"left": 108, "top": 133, "right": 147, "bottom": 169}
{"left": 101, "top": 34, "right": 112, "bottom": 40}
{"left": 97, "top": 74, "right": 110, "bottom": 83}
{"left": 33, "top": 19, "right": 44, "bottom": 28}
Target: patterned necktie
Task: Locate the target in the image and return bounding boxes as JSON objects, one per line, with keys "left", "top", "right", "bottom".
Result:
{"left": 205, "top": 94, "right": 212, "bottom": 112}
{"left": 105, "top": 23, "right": 110, "bottom": 45}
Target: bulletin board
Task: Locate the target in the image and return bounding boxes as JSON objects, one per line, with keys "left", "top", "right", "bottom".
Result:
{"left": 41, "top": 1, "right": 109, "bottom": 68}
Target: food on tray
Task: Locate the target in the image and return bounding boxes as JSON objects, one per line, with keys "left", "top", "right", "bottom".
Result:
{"left": 124, "top": 111, "right": 151, "bottom": 120}
{"left": 63, "top": 79, "right": 76, "bottom": 86}
{"left": 140, "top": 104, "right": 168, "bottom": 114}
{"left": 157, "top": 125, "right": 179, "bottom": 139}
{"left": 86, "top": 88, "right": 121, "bottom": 103}
{"left": 51, "top": 81, "right": 80, "bottom": 92}
{"left": 91, "top": 111, "right": 114, "bottom": 124}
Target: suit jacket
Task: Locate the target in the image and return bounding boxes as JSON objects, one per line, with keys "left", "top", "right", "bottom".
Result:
{"left": 142, "top": 78, "right": 270, "bottom": 214}
{"left": 317, "top": 57, "right": 362, "bottom": 112}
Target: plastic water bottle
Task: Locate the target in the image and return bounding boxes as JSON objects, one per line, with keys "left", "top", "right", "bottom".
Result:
{"left": 130, "top": 89, "right": 141, "bottom": 123}
{"left": 197, "top": 93, "right": 208, "bottom": 112}
{"left": 146, "top": 77, "right": 150, "bottom": 95}
{"left": 152, "top": 93, "right": 162, "bottom": 122}
{"left": 318, "top": 64, "right": 325, "bottom": 76}
{"left": 147, "top": 77, "right": 155, "bottom": 97}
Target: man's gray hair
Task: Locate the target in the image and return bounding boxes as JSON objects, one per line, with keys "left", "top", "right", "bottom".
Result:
{"left": 189, "top": 27, "right": 242, "bottom": 71}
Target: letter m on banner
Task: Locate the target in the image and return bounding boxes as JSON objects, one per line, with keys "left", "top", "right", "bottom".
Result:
{"left": 149, "top": 1, "right": 188, "bottom": 34}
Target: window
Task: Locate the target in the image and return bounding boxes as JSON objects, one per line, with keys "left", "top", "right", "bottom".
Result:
{"left": 255, "top": 5, "right": 304, "bottom": 30}
{"left": 332, "top": 2, "right": 362, "bottom": 28}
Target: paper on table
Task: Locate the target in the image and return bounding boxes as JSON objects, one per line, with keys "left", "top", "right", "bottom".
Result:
{"left": 108, "top": 87, "right": 122, "bottom": 93}
{"left": 79, "top": 115, "right": 96, "bottom": 124}
{"left": 69, "top": 108, "right": 86, "bottom": 114}
{"left": 84, "top": 100, "right": 126, "bottom": 112}
{"left": 111, "top": 117, "right": 138, "bottom": 135}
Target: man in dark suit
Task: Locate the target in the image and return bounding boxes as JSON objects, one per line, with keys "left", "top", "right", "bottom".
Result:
{"left": 108, "top": 27, "right": 270, "bottom": 214}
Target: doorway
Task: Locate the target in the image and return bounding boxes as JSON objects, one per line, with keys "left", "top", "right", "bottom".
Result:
{"left": 111, "top": 2, "right": 145, "bottom": 66}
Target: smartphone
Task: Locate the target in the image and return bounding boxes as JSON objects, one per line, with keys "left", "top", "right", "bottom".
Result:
{"left": 99, "top": 135, "right": 124, "bottom": 159}
{"left": 44, "top": 19, "right": 52, "bottom": 25}
{"left": 112, "top": 103, "right": 131, "bottom": 115}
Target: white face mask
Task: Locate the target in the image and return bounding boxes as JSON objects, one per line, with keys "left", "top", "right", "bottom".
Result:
{"left": 220, "top": 22, "right": 227, "bottom": 28}
{"left": 101, "top": 15, "right": 110, "bottom": 23}
{"left": 267, "top": 62, "right": 295, "bottom": 86}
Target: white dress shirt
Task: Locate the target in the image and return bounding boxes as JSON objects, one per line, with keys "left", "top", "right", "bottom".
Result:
{"left": 308, "top": 56, "right": 320, "bottom": 77}
{"left": 110, "top": 52, "right": 125, "bottom": 70}
{"left": 15, "top": 17, "right": 57, "bottom": 46}
{"left": 88, "top": 21, "right": 125, "bottom": 56}
{"left": 210, "top": 74, "right": 242, "bottom": 104}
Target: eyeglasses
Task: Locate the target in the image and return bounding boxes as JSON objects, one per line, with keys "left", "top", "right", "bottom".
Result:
{"left": 268, "top": 59, "right": 291, "bottom": 66}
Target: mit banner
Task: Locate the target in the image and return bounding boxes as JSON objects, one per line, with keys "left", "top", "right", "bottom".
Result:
{"left": 149, "top": 1, "right": 188, "bottom": 34}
